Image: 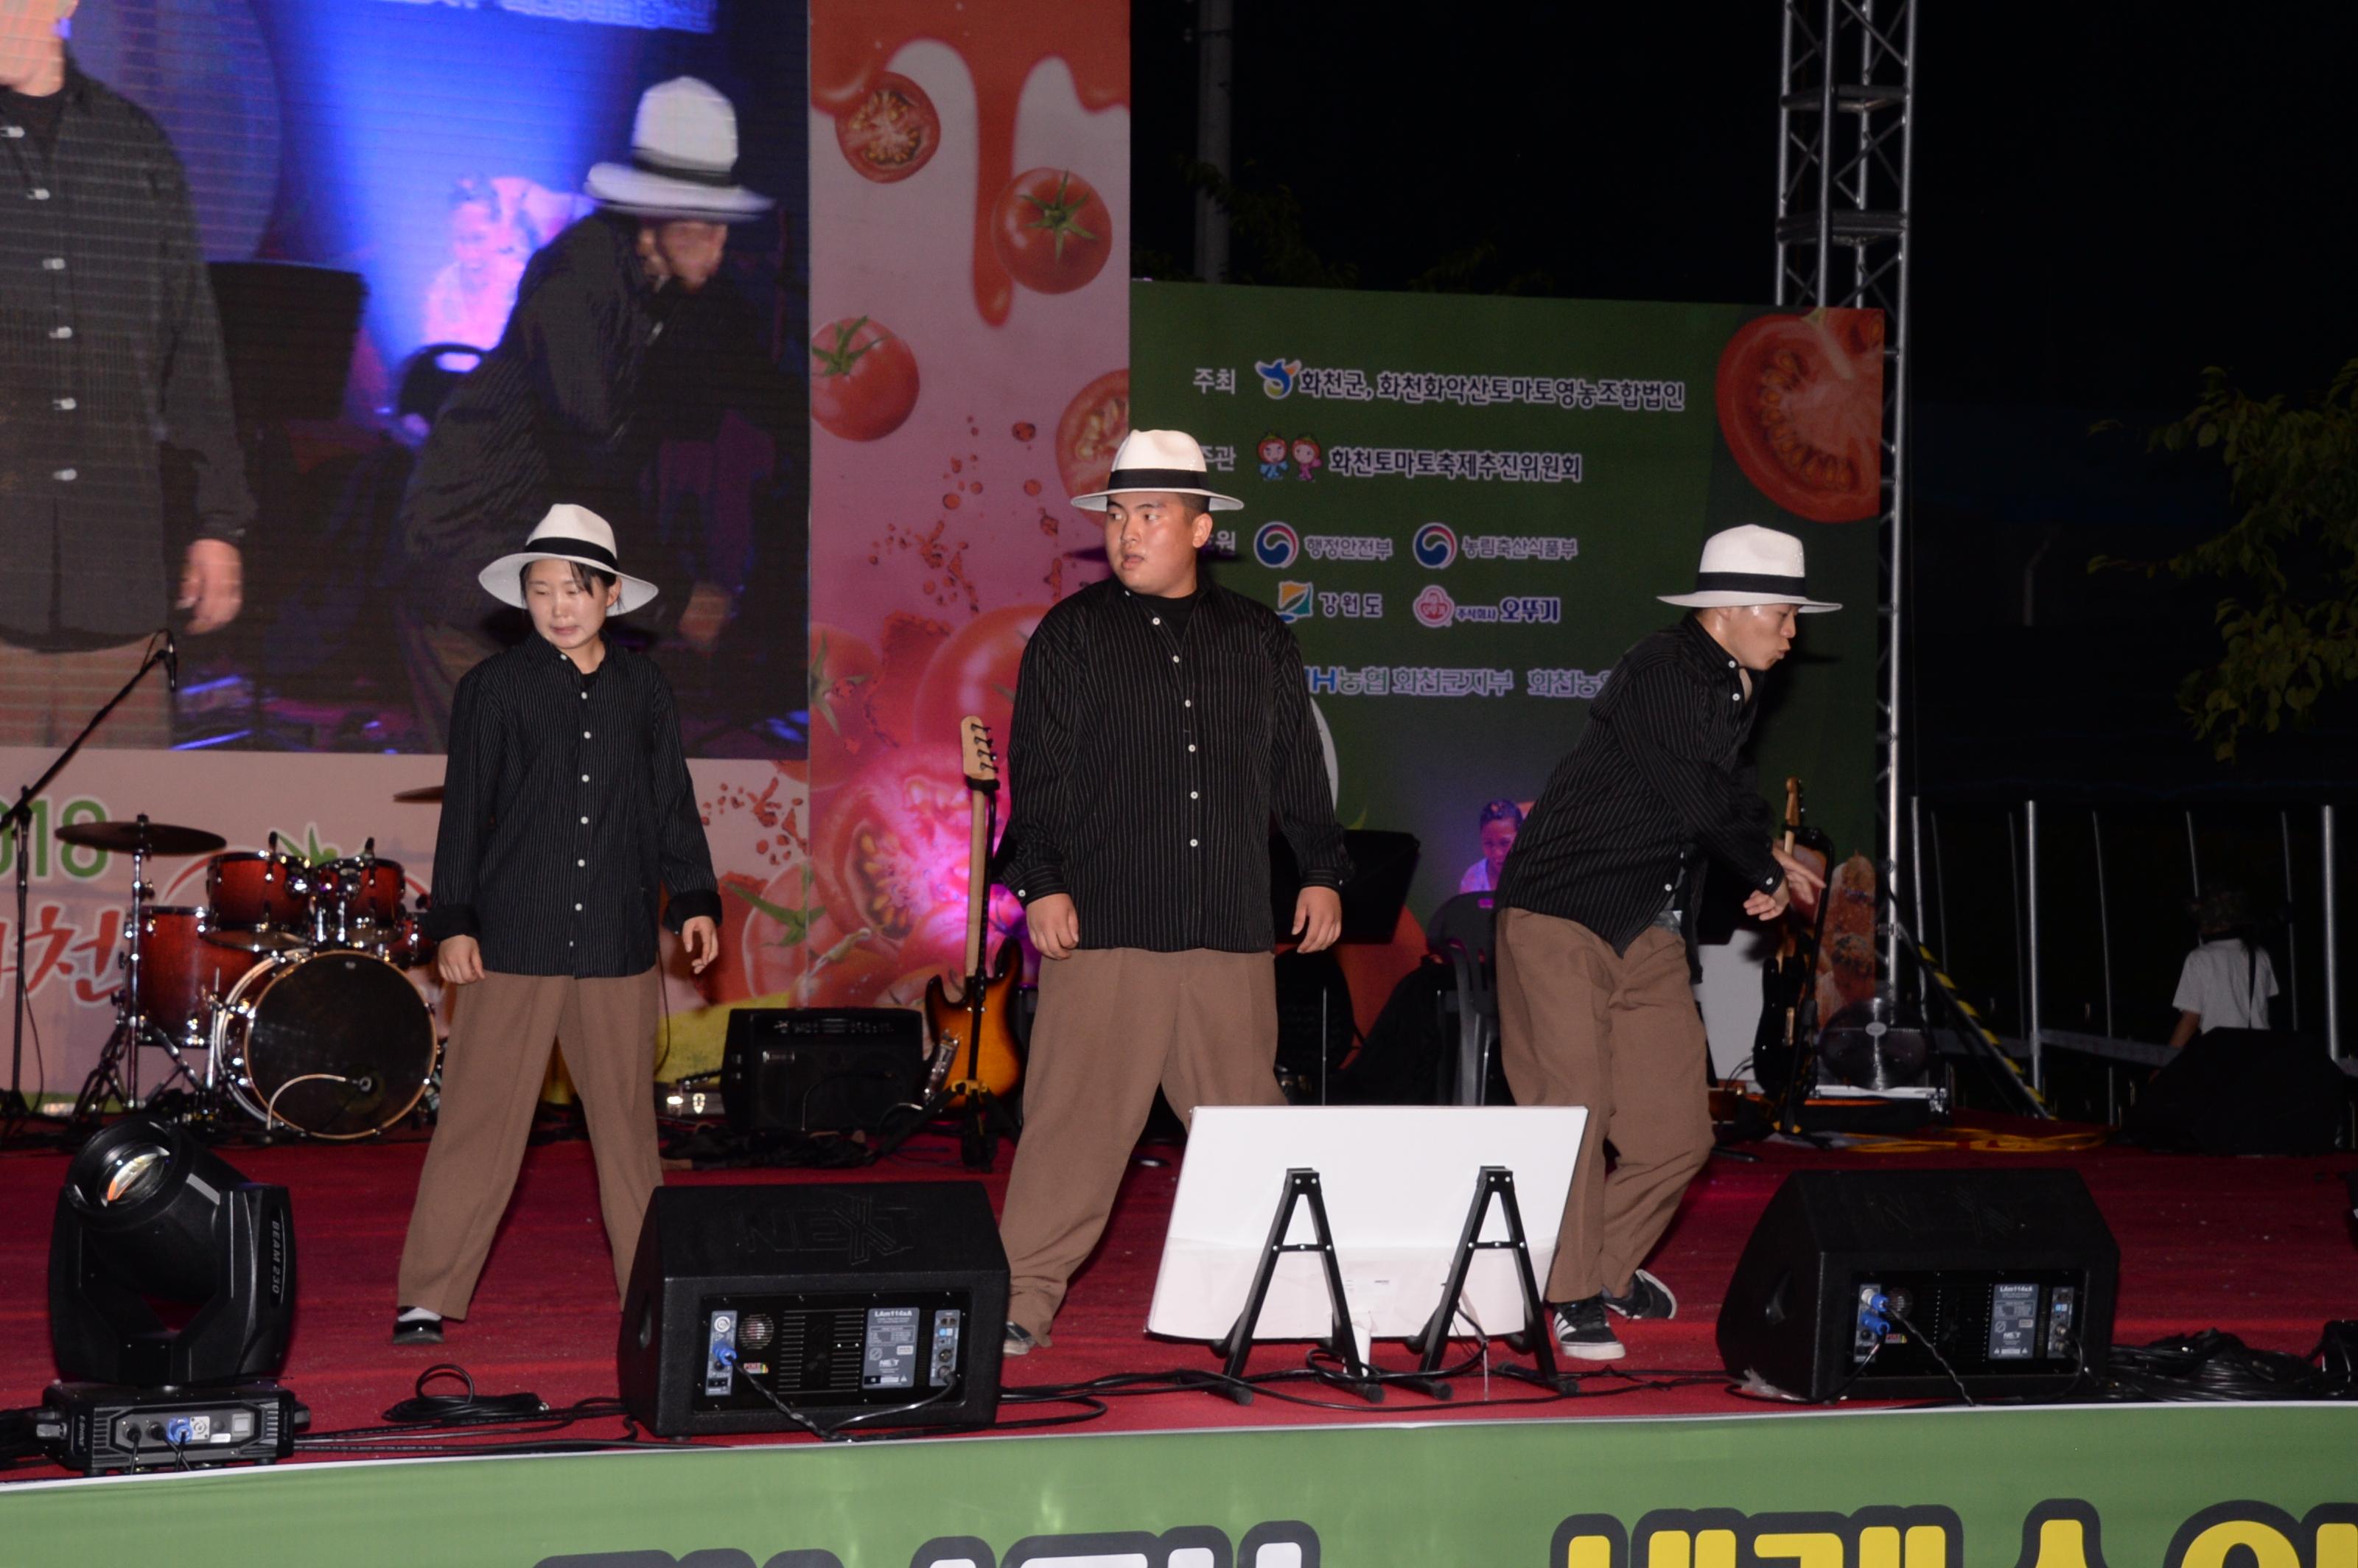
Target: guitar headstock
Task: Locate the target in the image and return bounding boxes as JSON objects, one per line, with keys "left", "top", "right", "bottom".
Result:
{"left": 959, "top": 715, "right": 999, "bottom": 788}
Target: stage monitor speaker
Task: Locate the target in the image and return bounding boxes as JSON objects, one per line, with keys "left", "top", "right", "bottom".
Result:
{"left": 1715, "top": 1168, "right": 2117, "bottom": 1402}
{"left": 720, "top": 1007, "right": 927, "bottom": 1135}
{"left": 618, "top": 1181, "right": 1007, "bottom": 1436}
{"left": 2120, "top": 1028, "right": 2350, "bottom": 1155}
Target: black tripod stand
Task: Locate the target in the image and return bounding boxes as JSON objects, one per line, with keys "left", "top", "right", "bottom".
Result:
{"left": 3, "top": 634, "right": 175, "bottom": 1124}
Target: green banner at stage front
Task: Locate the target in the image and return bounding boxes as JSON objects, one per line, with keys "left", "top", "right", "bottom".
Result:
{"left": 1131, "top": 281, "right": 1886, "bottom": 916}
{"left": 4, "top": 1404, "right": 2354, "bottom": 1567}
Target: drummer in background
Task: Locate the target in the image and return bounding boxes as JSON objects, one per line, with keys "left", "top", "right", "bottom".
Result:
{"left": 392, "top": 503, "right": 720, "bottom": 1345}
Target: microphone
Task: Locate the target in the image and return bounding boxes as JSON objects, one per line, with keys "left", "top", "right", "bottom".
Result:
{"left": 161, "top": 629, "right": 178, "bottom": 694}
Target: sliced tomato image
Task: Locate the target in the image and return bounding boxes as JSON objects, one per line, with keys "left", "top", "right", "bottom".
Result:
{"left": 1055, "top": 368, "right": 1129, "bottom": 501}
{"left": 834, "top": 71, "right": 940, "bottom": 183}
{"left": 808, "top": 745, "right": 972, "bottom": 957}
{"left": 990, "top": 168, "right": 1113, "bottom": 295}
{"left": 811, "top": 315, "right": 919, "bottom": 441}
{"left": 1715, "top": 308, "right": 1885, "bottom": 522}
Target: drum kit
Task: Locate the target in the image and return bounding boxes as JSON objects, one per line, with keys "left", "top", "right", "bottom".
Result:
{"left": 66, "top": 813, "right": 441, "bottom": 1140}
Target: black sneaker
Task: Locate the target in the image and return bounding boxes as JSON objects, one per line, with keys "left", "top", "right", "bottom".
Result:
{"left": 391, "top": 1311, "right": 444, "bottom": 1346}
{"left": 1551, "top": 1296, "right": 1626, "bottom": 1362}
{"left": 1002, "top": 1323, "right": 1038, "bottom": 1357}
{"left": 1602, "top": 1268, "right": 1678, "bottom": 1321}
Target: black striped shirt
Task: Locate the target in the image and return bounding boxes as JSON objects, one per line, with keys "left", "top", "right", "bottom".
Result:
{"left": 424, "top": 639, "right": 722, "bottom": 976}
{"left": 0, "top": 66, "right": 252, "bottom": 645}
{"left": 1498, "top": 615, "right": 1783, "bottom": 953}
{"left": 994, "top": 575, "right": 1351, "bottom": 953}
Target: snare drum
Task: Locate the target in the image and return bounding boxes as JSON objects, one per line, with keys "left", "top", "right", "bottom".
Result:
{"left": 214, "top": 948, "right": 438, "bottom": 1138}
{"left": 205, "top": 851, "right": 309, "bottom": 951}
{"left": 131, "top": 906, "right": 262, "bottom": 1040}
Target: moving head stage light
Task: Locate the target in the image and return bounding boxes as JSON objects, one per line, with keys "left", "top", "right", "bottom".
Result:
{"left": 50, "top": 1117, "right": 297, "bottom": 1387}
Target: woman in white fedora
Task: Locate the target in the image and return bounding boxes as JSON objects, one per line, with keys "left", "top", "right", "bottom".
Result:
{"left": 396, "top": 77, "right": 780, "bottom": 743}
{"left": 1492, "top": 524, "right": 1833, "bottom": 1362}
{"left": 393, "top": 503, "right": 721, "bottom": 1345}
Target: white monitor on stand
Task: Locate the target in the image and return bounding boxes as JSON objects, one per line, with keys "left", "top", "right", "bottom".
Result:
{"left": 1146, "top": 1105, "right": 1588, "bottom": 1346}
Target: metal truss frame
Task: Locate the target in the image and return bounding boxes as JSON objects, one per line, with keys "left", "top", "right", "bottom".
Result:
{"left": 1774, "top": 0, "right": 1918, "bottom": 985}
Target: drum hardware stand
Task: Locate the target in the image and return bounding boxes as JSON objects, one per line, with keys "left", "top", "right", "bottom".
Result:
{"left": 4, "top": 637, "right": 174, "bottom": 1121}
{"left": 70, "top": 821, "right": 164, "bottom": 1127}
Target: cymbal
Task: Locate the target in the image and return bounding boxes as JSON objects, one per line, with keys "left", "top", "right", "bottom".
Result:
{"left": 55, "top": 819, "right": 227, "bottom": 856}
{"left": 393, "top": 785, "right": 444, "bottom": 804}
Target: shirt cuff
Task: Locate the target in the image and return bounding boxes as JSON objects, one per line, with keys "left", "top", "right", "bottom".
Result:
{"left": 1010, "top": 869, "right": 1068, "bottom": 905}
{"left": 665, "top": 887, "right": 723, "bottom": 931}
{"left": 421, "top": 901, "right": 480, "bottom": 942}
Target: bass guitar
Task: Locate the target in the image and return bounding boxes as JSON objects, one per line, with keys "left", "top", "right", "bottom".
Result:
{"left": 920, "top": 715, "right": 1023, "bottom": 1135}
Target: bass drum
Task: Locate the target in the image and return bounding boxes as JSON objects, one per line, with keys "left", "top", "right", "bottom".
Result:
{"left": 214, "top": 949, "right": 438, "bottom": 1139}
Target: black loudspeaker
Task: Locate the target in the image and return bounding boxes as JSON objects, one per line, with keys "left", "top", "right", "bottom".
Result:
{"left": 618, "top": 1182, "right": 1007, "bottom": 1436}
{"left": 2121, "top": 1029, "right": 2350, "bottom": 1155}
{"left": 1715, "top": 1168, "right": 2118, "bottom": 1401}
{"left": 720, "top": 1007, "right": 927, "bottom": 1135}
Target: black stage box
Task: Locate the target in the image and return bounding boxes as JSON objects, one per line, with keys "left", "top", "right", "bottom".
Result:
{"left": 1715, "top": 1167, "right": 2117, "bottom": 1401}
{"left": 618, "top": 1181, "right": 1007, "bottom": 1435}
{"left": 720, "top": 1007, "right": 926, "bottom": 1135}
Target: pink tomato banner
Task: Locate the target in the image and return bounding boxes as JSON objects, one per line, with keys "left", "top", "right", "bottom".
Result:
{"left": 796, "top": 1, "right": 1130, "bottom": 1007}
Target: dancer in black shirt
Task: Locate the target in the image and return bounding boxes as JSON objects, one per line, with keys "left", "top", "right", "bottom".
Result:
{"left": 1496, "top": 525, "right": 1831, "bottom": 1362}
{"left": 993, "top": 430, "right": 1351, "bottom": 1353}
{"left": 394, "top": 505, "right": 720, "bottom": 1345}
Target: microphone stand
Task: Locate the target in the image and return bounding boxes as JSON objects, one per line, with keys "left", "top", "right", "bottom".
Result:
{"left": 2, "top": 637, "right": 174, "bottom": 1121}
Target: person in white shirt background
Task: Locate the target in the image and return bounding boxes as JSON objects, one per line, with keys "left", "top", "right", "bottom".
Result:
{"left": 1458, "top": 798, "right": 1525, "bottom": 893}
{"left": 2167, "top": 885, "right": 2278, "bottom": 1047}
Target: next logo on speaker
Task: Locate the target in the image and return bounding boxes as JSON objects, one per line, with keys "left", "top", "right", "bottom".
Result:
{"left": 735, "top": 1192, "right": 914, "bottom": 1265}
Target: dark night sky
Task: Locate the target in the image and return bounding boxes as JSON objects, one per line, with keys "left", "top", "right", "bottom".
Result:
{"left": 1128, "top": 0, "right": 2358, "bottom": 797}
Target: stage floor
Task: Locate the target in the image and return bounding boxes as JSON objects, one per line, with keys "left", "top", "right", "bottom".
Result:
{"left": 3, "top": 1115, "right": 2351, "bottom": 1480}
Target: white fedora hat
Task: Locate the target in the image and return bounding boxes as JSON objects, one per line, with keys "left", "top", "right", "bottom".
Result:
{"left": 585, "top": 77, "right": 772, "bottom": 223}
{"left": 1069, "top": 429, "right": 1244, "bottom": 512}
{"left": 1658, "top": 524, "right": 1841, "bottom": 612}
{"left": 479, "top": 504, "right": 660, "bottom": 614}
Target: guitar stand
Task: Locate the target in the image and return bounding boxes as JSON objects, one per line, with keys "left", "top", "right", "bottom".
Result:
{"left": 1209, "top": 1168, "right": 1381, "bottom": 1406}
{"left": 954, "top": 1082, "right": 1021, "bottom": 1172}
{"left": 1398, "top": 1166, "right": 1578, "bottom": 1399}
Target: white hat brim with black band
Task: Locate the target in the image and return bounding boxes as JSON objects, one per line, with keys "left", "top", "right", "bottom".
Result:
{"left": 1657, "top": 523, "right": 1841, "bottom": 613}
{"left": 480, "top": 503, "right": 661, "bottom": 615}
{"left": 584, "top": 76, "right": 772, "bottom": 223}
{"left": 1070, "top": 428, "right": 1245, "bottom": 512}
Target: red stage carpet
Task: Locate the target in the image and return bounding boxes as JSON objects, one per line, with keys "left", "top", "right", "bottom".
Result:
{"left": 4, "top": 1119, "right": 2351, "bottom": 1478}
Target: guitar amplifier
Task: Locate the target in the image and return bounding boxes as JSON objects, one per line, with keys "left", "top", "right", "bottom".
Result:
{"left": 720, "top": 1008, "right": 928, "bottom": 1135}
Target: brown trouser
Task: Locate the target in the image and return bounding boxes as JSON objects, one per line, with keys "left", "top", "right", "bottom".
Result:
{"left": 998, "top": 948, "right": 1285, "bottom": 1342}
{"left": 0, "top": 638, "right": 171, "bottom": 749}
{"left": 397, "top": 967, "right": 663, "bottom": 1317}
{"left": 1496, "top": 909, "right": 1712, "bottom": 1303}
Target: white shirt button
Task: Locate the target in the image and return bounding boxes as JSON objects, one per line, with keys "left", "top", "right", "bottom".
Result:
{"left": 1187, "top": 743, "right": 1197, "bottom": 752}
{"left": 49, "top": 326, "right": 71, "bottom": 340}
{"left": 1152, "top": 617, "right": 1161, "bottom": 625}
{"left": 53, "top": 397, "right": 74, "bottom": 410}
{"left": 1171, "top": 654, "right": 1180, "bottom": 663}
{"left": 583, "top": 731, "right": 591, "bottom": 738}
{"left": 29, "top": 187, "right": 49, "bottom": 200}
{"left": 1664, "top": 883, "right": 1675, "bottom": 892}
{"left": 1730, "top": 692, "right": 1741, "bottom": 701}
{"left": 577, "top": 858, "right": 586, "bottom": 867}
{"left": 575, "top": 903, "right": 583, "bottom": 911}
{"left": 1190, "top": 791, "right": 1199, "bottom": 799}
{"left": 1189, "top": 839, "right": 1199, "bottom": 847}
{"left": 1183, "top": 699, "right": 1192, "bottom": 707}
{"left": 579, "top": 814, "right": 589, "bottom": 824}
{"left": 580, "top": 773, "right": 590, "bottom": 782}
{"left": 1017, "top": 888, "right": 1026, "bottom": 897}
{"left": 580, "top": 691, "right": 588, "bottom": 700}
{"left": 43, "top": 257, "right": 64, "bottom": 271}
{"left": 53, "top": 468, "right": 75, "bottom": 482}
{"left": 2, "top": 127, "right": 21, "bottom": 138}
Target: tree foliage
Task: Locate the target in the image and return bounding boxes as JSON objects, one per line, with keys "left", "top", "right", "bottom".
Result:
{"left": 2093, "top": 359, "right": 2358, "bottom": 761}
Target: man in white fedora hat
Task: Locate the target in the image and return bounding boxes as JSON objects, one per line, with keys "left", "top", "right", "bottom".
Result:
{"left": 397, "top": 76, "right": 791, "bottom": 741}
{"left": 991, "top": 429, "right": 1352, "bottom": 1354}
{"left": 1494, "top": 523, "right": 1833, "bottom": 1362}
{"left": 392, "top": 503, "right": 721, "bottom": 1345}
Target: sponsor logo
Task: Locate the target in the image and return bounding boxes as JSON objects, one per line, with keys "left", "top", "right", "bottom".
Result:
{"left": 1253, "top": 522, "right": 1300, "bottom": 568}
{"left": 1413, "top": 522, "right": 1458, "bottom": 569}
{"left": 1301, "top": 533, "right": 1393, "bottom": 561}
{"left": 1317, "top": 589, "right": 1383, "bottom": 620}
{"left": 1253, "top": 357, "right": 1301, "bottom": 399}
{"left": 1275, "top": 581, "right": 1314, "bottom": 623}
{"left": 1414, "top": 586, "right": 1564, "bottom": 629}
{"left": 1413, "top": 585, "right": 1456, "bottom": 629}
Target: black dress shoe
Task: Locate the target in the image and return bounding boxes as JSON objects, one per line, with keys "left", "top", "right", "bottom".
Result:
{"left": 391, "top": 1313, "right": 444, "bottom": 1345}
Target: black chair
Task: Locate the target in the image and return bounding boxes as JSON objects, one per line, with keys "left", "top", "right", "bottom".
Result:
{"left": 1424, "top": 892, "right": 1501, "bottom": 1105}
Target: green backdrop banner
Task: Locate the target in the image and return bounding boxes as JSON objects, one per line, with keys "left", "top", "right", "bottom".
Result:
{"left": 1131, "top": 282, "right": 1884, "bottom": 917}
{"left": 4, "top": 1405, "right": 2354, "bottom": 1566}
